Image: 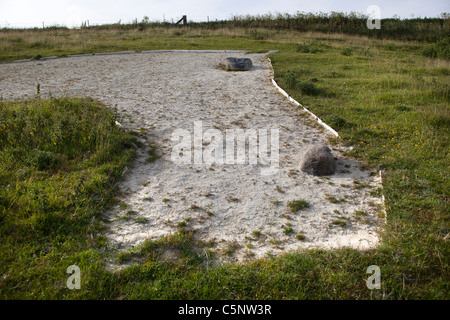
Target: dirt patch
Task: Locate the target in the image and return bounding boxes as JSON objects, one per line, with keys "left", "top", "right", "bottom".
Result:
{"left": 0, "top": 51, "right": 384, "bottom": 265}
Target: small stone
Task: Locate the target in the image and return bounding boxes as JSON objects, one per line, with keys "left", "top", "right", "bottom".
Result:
{"left": 301, "top": 144, "right": 336, "bottom": 176}
{"left": 218, "top": 57, "right": 253, "bottom": 71}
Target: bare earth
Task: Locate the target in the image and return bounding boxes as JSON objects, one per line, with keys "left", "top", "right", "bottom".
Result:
{"left": 0, "top": 52, "right": 384, "bottom": 265}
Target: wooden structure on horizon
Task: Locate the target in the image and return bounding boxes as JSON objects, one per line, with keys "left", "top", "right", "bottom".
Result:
{"left": 175, "top": 15, "right": 187, "bottom": 26}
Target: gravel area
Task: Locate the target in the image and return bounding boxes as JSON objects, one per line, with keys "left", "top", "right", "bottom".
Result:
{"left": 0, "top": 51, "right": 384, "bottom": 264}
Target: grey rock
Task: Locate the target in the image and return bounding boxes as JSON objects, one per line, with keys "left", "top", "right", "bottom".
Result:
{"left": 218, "top": 57, "right": 253, "bottom": 71}
{"left": 300, "top": 144, "right": 336, "bottom": 176}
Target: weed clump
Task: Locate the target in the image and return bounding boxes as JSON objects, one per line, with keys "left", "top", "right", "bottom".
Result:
{"left": 421, "top": 37, "right": 450, "bottom": 59}
{"left": 288, "top": 200, "right": 310, "bottom": 212}
{"left": 341, "top": 48, "right": 353, "bottom": 56}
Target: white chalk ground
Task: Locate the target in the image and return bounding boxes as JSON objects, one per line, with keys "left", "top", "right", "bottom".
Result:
{"left": 0, "top": 52, "right": 384, "bottom": 266}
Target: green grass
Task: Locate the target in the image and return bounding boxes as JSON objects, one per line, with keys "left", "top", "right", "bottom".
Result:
{"left": 145, "top": 143, "right": 160, "bottom": 163}
{"left": 0, "top": 26, "right": 449, "bottom": 299}
{"left": 0, "top": 97, "right": 138, "bottom": 299}
{"left": 288, "top": 200, "right": 311, "bottom": 212}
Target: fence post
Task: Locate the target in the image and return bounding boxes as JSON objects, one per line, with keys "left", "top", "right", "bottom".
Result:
{"left": 175, "top": 15, "right": 187, "bottom": 26}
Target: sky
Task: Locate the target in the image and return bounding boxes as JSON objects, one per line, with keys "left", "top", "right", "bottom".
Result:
{"left": 0, "top": 0, "right": 449, "bottom": 28}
